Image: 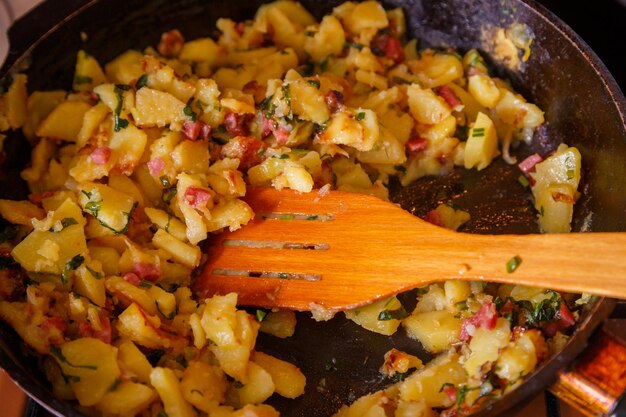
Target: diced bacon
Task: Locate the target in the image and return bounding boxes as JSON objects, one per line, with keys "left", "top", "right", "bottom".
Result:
{"left": 90, "top": 146, "right": 111, "bottom": 165}
{"left": 78, "top": 314, "right": 112, "bottom": 344}
{"left": 424, "top": 209, "right": 443, "bottom": 226}
{"left": 438, "top": 86, "right": 462, "bottom": 110}
{"left": 406, "top": 136, "right": 428, "bottom": 153}
{"left": 384, "top": 37, "right": 405, "bottom": 64}
{"left": 261, "top": 114, "right": 278, "bottom": 138}
{"left": 518, "top": 153, "right": 543, "bottom": 174}
{"left": 460, "top": 301, "right": 498, "bottom": 342}
{"left": 221, "top": 135, "right": 267, "bottom": 170}
{"left": 372, "top": 34, "right": 405, "bottom": 64}
{"left": 28, "top": 191, "right": 55, "bottom": 206}
{"left": 274, "top": 127, "right": 291, "bottom": 145}
{"left": 122, "top": 272, "right": 141, "bottom": 286}
{"left": 475, "top": 301, "right": 498, "bottom": 329}
{"left": 133, "top": 262, "right": 161, "bottom": 282}
{"left": 325, "top": 90, "right": 344, "bottom": 113}
{"left": 224, "top": 112, "right": 250, "bottom": 136}
{"left": 551, "top": 192, "right": 574, "bottom": 204}
{"left": 147, "top": 157, "right": 165, "bottom": 177}
{"left": 184, "top": 187, "right": 212, "bottom": 208}
{"left": 442, "top": 385, "right": 457, "bottom": 403}
{"left": 182, "top": 121, "right": 211, "bottom": 141}
{"left": 157, "top": 30, "right": 184, "bottom": 57}
{"left": 41, "top": 316, "right": 67, "bottom": 333}
{"left": 557, "top": 302, "right": 575, "bottom": 328}
{"left": 235, "top": 22, "right": 246, "bottom": 36}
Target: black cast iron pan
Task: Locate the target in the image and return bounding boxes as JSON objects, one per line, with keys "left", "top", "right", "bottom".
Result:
{"left": 0, "top": 0, "right": 625, "bottom": 416}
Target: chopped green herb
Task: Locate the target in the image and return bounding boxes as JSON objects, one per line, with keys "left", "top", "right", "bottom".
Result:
{"left": 281, "top": 84, "right": 292, "bottom": 108}
{"left": 50, "top": 217, "right": 79, "bottom": 233}
{"left": 184, "top": 99, "right": 198, "bottom": 122}
{"left": 566, "top": 169, "right": 575, "bottom": 180}
{"left": 164, "top": 213, "right": 172, "bottom": 232}
{"left": 378, "top": 306, "right": 409, "bottom": 321}
{"left": 159, "top": 176, "right": 171, "bottom": 188}
{"left": 455, "top": 300, "right": 468, "bottom": 311}
{"left": 157, "top": 411, "right": 169, "bottom": 417}
{"left": 113, "top": 84, "right": 130, "bottom": 132}
{"left": 258, "top": 96, "right": 272, "bottom": 111}
{"left": 390, "top": 372, "right": 408, "bottom": 382}
{"left": 61, "top": 254, "right": 85, "bottom": 283}
{"left": 109, "top": 378, "right": 121, "bottom": 392}
{"left": 234, "top": 381, "right": 244, "bottom": 389}
{"left": 394, "top": 165, "right": 407, "bottom": 173}
{"left": 86, "top": 266, "right": 103, "bottom": 280}
{"left": 506, "top": 255, "right": 522, "bottom": 273}
{"left": 344, "top": 41, "right": 364, "bottom": 50}
{"left": 74, "top": 75, "right": 92, "bottom": 85}
{"left": 518, "top": 175, "right": 530, "bottom": 187}
{"left": 135, "top": 74, "right": 148, "bottom": 89}
{"left": 277, "top": 213, "right": 295, "bottom": 220}
{"left": 392, "top": 76, "right": 412, "bottom": 84}
{"left": 320, "top": 59, "right": 329, "bottom": 72}
{"left": 274, "top": 154, "right": 290, "bottom": 159}
{"left": 255, "top": 309, "right": 267, "bottom": 322}
{"left": 307, "top": 79, "right": 321, "bottom": 89}
{"left": 50, "top": 345, "right": 98, "bottom": 370}
{"left": 278, "top": 272, "right": 289, "bottom": 279}
{"left": 306, "top": 215, "right": 319, "bottom": 220}
{"left": 355, "top": 112, "right": 366, "bottom": 121}
{"left": 304, "top": 30, "right": 316, "bottom": 37}
{"left": 506, "top": 255, "right": 522, "bottom": 274}
{"left": 139, "top": 280, "right": 153, "bottom": 288}
{"left": 162, "top": 186, "right": 177, "bottom": 204}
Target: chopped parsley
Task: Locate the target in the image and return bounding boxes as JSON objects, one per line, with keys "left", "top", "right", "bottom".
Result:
{"left": 135, "top": 74, "right": 148, "bottom": 89}
{"left": 184, "top": 99, "right": 198, "bottom": 122}
{"left": 255, "top": 309, "right": 267, "bottom": 322}
{"left": 355, "top": 112, "right": 366, "bottom": 121}
{"left": 61, "top": 254, "right": 85, "bottom": 284}
{"left": 378, "top": 306, "right": 409, "bottom": 321}
{"left": 506, "top": 255, "right": 522, "bottom": 273}
{"left": 307, "top": 79, "right": 321, "bottom": 89}
{"left": 518, "top": 175, "right": 530, "bottom": 187}
{"left": 113, "top": 84, "right": 130, "bottom": 132}
{"left": 86, "top": 266, "right": 103, "bottom": 280}
{"left": 50, "top": 345, "right": 97, "bottom": 370}
{"left": 50, "top": 217, "right": 78, "bottom": 233}
{"left": 74, "top": 75, "right": 92, "bottom": 85}
{"left": 162, "top": 186, "right": 177, "bottom": 204}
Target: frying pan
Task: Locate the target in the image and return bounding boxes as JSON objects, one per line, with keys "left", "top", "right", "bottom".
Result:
{"left": 0, "top": 0, "right": 625, "bottom": 416}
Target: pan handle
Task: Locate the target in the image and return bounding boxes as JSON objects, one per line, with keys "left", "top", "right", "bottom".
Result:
{"left": 550, "top": 319, "right": 626, "bottom": 416}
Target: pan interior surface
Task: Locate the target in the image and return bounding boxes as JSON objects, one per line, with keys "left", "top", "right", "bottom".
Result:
{"left": 0, "top": 0, "right": 624, "bottom": 416}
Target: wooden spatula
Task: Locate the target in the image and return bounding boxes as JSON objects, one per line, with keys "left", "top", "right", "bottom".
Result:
{"left": 196, "top": 188, "right": 626, "bottom": 312}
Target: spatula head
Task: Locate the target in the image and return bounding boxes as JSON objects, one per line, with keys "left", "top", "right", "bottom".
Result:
{"left": 195, "top": 187, "right": 439, "bottom": 311}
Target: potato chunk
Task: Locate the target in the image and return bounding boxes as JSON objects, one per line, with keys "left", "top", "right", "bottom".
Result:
{"left": 36, "top": 100, "right": 92, "bottom": 142}
{"left": 464, "top": 112, "right": 499, "bottom": 171}
{"left": 253, "top": 351, "right": 306, "bottom": 399}
{"left": 53, "top": 338, "right": 121, "bottom": 407}
{"left": 403, "top": 310, "right": 462, "bottom": 353}
{"left": 150, "top": 367, "right": 198, "bottom": 417}
{"left": 95, "top": 381, "right": 157, "bottom": 416}
{"left": 132, "top": 87, "right": 186, "bottom": 127}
